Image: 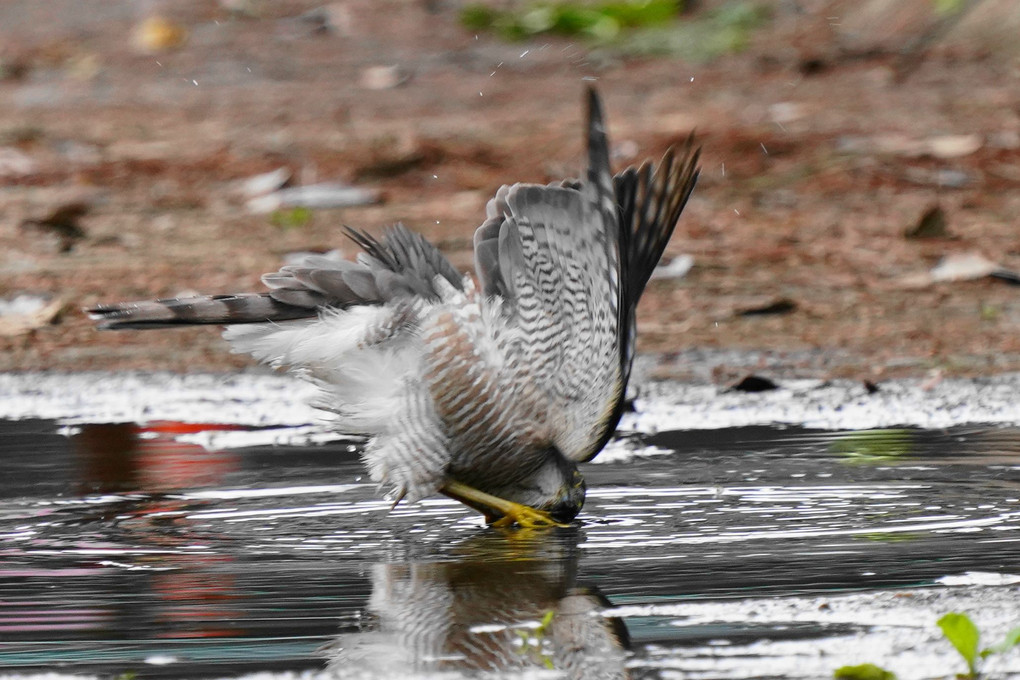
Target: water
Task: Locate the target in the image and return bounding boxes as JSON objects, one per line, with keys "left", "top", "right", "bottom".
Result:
{"left": 2, "top": 390, "right": 1020, "bottom": 678}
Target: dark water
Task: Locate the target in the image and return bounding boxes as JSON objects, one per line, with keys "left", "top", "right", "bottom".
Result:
{"left": 2, "top": 419, "right": 1020, "bottom": 678}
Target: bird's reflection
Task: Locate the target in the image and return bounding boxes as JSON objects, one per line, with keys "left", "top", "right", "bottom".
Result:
{"left": 327, "top": 529, "right": 629, "bottom": 679}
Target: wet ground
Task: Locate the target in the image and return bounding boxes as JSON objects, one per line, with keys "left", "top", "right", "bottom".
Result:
{"left": 3, "top": 1, "right": 1020, "bottom": 377}
{"left": 1, "top": 374, "right": 1020, "bottom": 679}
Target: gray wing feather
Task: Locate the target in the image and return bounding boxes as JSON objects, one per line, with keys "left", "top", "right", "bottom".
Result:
{"left": 470, "top": 91, "right": 621, "bottom": 464}
{"left": 617, "top": 137, "right": 701, "bottom": 302}
{"left": 472, "top": 218, "right": 505, "bottom": 299}
{"left": 468, "top": 88, "right": 699, "bottom": 463}
{"left": 553, "top": 141, "right": 700, "bottom": 306}
{"left": 474, "top": 115, "right": 699, "bottom": 327}
{"left": 496, "top": 217, "right": 527, "bottom": 300}
{"left": 346, "top": 223, "right": 463, "bottom": 297}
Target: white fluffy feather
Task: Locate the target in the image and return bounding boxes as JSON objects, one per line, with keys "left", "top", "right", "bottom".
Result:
{"left": 222, "top": 306, "right": 391, "bottom": 367}
{"left": 222, "top": 304, "right": 423, "bottom": 436}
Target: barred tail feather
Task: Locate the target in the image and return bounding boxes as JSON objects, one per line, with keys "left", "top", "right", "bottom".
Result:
{"left": 88, "top": 294, "right": 313, "bottom": 330}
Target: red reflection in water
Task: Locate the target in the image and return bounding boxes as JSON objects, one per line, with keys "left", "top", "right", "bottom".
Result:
{"left": 74, "top": 421, "right": 244, "bottom": 494}
{"left": 151, "top": 555, "right": 242, "bottom": 639}
{"left": 50, "top": 422, "right": 254, "bottom": 640}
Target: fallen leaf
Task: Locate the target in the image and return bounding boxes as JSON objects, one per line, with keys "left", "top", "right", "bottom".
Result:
{"left": 836, "top": 133, "right": 982, "bottom": 159}
{"left": 902, "top": 167, "right": 972, "bottom": 188}
{"left": 296, "top": 5, "right": 348, "bottom": 34}
{"left": 736, "top": 297, "right": 797, "bottom": 316}
{"left": 360, "top": 65, "right": 410, "bottom": 90}
{"left": 236, "top": 167, "right": 293, "bottom": 199}
{"left": 0, "top": 294, "right": 65, "bottom": 336}
{"left": 247, "top": 182, "right": 381, "bottom": 213}
{"left": 990, "top": 269, "right": 1020, "bottom": 285}
{"left": 650, "top": 254, "right": 694, "bottom": 281}
{"left": 920, "top": 370, "right": 943, "bottom": 391}
{"left": 132, "top": 16, "right": 188, "bottom": 53}
{"left": 926, "top": 133, "right": 982, "bottom": 159}
{"left": 833, "top": 663, "right": 897, "bottom": 680}
{"left": 0, "top": 147, "right": 36, "bottom": 177}
{"left": 730, "top": 375, "right": 779, "bottom": 392}
{"left": 220, "top": 0, "right": 264, "bottom": 18}
{"left": 20, "top": 201, "right": 90, "bottom": 253}
{"left": 930, "top": 252, "right": 998, "bottom": 282}
{"left": 905, "top": 205, "right": 949, "bottom": 239}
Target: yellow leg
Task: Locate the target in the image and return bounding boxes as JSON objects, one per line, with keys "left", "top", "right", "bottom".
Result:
{"left": 440, "top": 480, "right": 570, "bottom": 529}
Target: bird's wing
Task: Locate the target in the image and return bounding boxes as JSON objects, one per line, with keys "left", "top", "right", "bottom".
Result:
{"left": 611, "top": 136, "right": 700, "bottom": 389}
{"left": 472, "top": 93, "right": 701, "bottom": 463}
{"left": 614, "top": 136, "right": 701, "bottom": 309}
{"left": 89, "top": 223, "right": 462, "bottom": 329}
{"left": 473, "top": 89, "right": 624, "bottom": 463}
{"left": 555, "top": 140, "right": 700, "bottom": 393}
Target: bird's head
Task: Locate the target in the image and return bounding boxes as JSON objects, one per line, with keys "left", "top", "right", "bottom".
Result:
{"left": 504, "top": 451, "right": 587, "bottom": 523}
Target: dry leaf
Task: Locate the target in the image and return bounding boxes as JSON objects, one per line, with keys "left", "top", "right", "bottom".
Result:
{"left": 0, "top": 295, "right": 65, "bottom": 337}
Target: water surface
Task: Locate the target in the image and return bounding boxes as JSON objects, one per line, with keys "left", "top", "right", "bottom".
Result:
{"left": 1, "top": 406, "right": 1020, "bottom": 678}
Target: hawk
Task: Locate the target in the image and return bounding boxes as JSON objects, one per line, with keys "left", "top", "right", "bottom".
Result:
{"left": 90, "top": 88, "right": 700, "bottom": 528}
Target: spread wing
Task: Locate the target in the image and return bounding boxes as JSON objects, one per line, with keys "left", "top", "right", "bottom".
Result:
{"left": 472, "top": 89, "right": 623, "bottom": 463}
{"left": 473, "top": 89, "right": 700, "bottom": 462}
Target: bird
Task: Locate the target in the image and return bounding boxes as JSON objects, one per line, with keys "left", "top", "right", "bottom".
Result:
{"left": 327, "top": 531, "right": 629, "bottom": 678}
{"left": 89, "top": 88, "right": 700, "bottom": 529}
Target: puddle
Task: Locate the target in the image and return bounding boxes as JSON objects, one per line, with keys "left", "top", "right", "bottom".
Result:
{"left": 1, "top": 376, "right": 1020, "bottom": 678}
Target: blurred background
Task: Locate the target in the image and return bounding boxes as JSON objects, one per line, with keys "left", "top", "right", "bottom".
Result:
{"left": 1, "top": 0, "right": 1018, "bottom": 379}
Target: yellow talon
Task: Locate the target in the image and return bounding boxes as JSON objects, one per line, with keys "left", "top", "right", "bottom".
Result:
{"left": 440, "top": 480, "right": 570, "bottom": 529}
{"left": 489, "top": 503, "right": 567, "bottom": 529}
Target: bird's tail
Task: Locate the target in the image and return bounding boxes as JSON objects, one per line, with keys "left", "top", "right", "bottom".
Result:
{"left": 87, "top": 293, "right": 315, "bottom": 330}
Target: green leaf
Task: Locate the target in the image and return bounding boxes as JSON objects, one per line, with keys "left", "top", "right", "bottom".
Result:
{"left": 269, "top": 206, "right": 312, "bottom": 230}
{"left": 933, "top": 0, "right": 964, "bottom": 16}
{"left": 833, "top": 662, "right": 897, "bottom": 680}
{"left": 829, "top": 429, "right": 914, "bottom": 463}
{"left": 460, "top": 4, "right": 499, "bottom": 30}
{"left": 937, "top": 612, "right": 981, "bottom": 676}
{"left": 983, "top": 625, "right": 1020, "bottom": 656}
{"left": 461, "top": 0, "right": 682, "bottom": 41}
{"left": 601, "top": 0, "right": 680, "bottom": 27}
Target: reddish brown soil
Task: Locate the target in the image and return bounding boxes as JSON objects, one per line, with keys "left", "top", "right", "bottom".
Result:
{"left": 2, "top": 0, "right": 1019, "bottom": 380}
